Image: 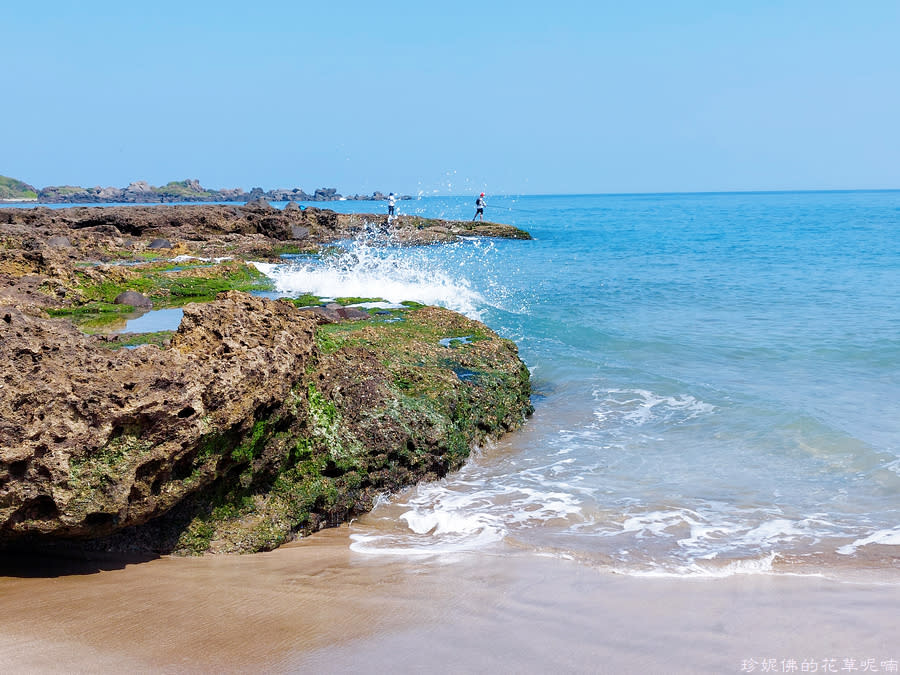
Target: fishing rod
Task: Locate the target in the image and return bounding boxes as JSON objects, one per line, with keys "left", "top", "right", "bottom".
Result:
{"left": 483, "top": 204, "right": 532, "bottom": 213}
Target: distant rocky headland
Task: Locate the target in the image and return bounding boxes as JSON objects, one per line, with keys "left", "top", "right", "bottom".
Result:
{"left": 0, "top": 174, "right": 411, "bottom": 204}
{"left": 0, "top": 202, "right": 532, "bottom": 557}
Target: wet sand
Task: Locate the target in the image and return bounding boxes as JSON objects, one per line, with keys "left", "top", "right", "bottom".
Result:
{"left": 1, "top": 527, "right": 898, "bottom": 674}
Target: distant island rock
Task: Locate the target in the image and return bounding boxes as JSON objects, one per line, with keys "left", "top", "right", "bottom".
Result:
{"left": 0, "top": 176, "right": 39, "bottom": 202}
{"left": 0, "top": 175, "right": 412, "bottom": 204}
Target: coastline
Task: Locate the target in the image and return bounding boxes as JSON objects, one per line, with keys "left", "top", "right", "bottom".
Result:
{"left": 1, "top": 525, "right": 898, "bottom": 673}
{"left": 2, "top": 193, "right": 898, "bottom": 672}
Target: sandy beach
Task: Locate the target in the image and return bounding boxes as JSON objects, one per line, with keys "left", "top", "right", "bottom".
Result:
{"left": 1, "top": 525, "right": 898, "bottom": 674}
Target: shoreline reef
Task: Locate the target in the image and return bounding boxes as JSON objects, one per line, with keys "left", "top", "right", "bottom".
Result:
{"left": 0, "top": 202, "right": 533, "bottom": 556}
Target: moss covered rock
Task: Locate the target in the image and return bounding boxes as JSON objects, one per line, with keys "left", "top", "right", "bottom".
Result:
{"left": 0, "top": 292, "right": 531, "bottom": 555}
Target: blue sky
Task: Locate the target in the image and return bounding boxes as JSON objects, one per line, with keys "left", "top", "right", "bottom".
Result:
{"left": 4, "top": 1, "right": 899, "bottom": 195}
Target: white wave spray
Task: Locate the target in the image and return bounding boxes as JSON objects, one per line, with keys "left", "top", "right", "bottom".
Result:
{"left": 252, "top": 232, "right": 502, "bottom": 319}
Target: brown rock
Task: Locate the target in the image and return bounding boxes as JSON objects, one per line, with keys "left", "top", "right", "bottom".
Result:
{"left": 46, "top": 236, "right": 71, "bottom": 248}
{"left": 114, "top": 291, "right": 152, "bottom": 308}
{"left": 0, "top": 204, "right": 531, "bottom": 270}
{"left": 0, "top": 292, "right": 316, "bottom": 539}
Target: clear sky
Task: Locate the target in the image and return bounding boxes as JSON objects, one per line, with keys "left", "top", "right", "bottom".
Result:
{"left": 4, "top": 1, "right": 899, "bottom": 195}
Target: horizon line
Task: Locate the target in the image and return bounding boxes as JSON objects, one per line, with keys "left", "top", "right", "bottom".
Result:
{"left": 4, "top": 182, "right": 900, "bottom": 205}
{"left": 451, "top": 187, "right": 900, "bottom": 198}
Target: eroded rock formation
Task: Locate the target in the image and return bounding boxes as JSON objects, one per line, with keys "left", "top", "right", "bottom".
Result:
{"left": 0, "top": 293, "right": 532, "bottom": 555}
{"left": 0, "top": 293, "right": 316, "bottom": 539}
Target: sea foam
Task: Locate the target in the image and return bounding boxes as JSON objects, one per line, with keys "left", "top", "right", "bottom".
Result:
{"left": 837, "top": 527, "right": 900, "bottom": 555}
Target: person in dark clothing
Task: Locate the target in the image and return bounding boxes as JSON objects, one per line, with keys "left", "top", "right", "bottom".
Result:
{"left": 473, "top": 192, "right": 485, "bottom": 221}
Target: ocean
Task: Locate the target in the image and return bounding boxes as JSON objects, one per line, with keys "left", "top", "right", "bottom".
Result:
{"left": 259, "top": 190, "right": 900, "bottom": 578}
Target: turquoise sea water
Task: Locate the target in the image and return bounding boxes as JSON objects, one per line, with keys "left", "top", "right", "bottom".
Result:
{"left": 258, "top": 191, "right": 900, "bottom": 576}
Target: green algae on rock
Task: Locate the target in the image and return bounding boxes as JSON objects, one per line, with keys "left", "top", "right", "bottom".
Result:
{"left": 0, "top": 203, "right": 533, "bottom": 556}
{"left": 0, "top": 292, "right": 532, "bottom": 555}
{"left": 169, "top": 305, "right": 532, "bottom": 554}
{"left": 46, "top": 260, "right": 273, "bottom": 329}
{"left": 0, "top": 203, "right": 531, "bottom": 320}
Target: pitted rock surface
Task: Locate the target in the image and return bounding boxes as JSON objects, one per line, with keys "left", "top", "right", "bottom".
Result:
{"left": 0, "top": 292, "right": 316, "bottom": 538}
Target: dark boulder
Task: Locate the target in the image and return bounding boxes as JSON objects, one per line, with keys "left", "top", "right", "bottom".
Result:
{"left": 241, "top": 198, "right": 276, "bottom": 213}
{"left": 324, "top": 303, "right": 370, "bottom": 321}
{"left": 114, "top": 291, "right": 153, "bottom": 308}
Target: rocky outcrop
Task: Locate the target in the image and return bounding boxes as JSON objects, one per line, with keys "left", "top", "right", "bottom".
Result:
{"left": 0, "top": 199, "right": 534, "bottom": 556}
{"left": 0, "top": 203, "right": 531, "bottom": 264}
{"left": 0, "top": 293, "right": 317, "bottom": 540}
{"left": 0, "top": 202, "right": 530, "bottom": 346}
{"left": 0, "top": 293, "right": 532, "bottom": 554}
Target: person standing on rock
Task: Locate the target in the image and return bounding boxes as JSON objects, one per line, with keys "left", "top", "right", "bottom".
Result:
{"left": 473, "top": 192, "right": 486, "bottom": 221}
{"left": 387, "top": 193, "right": 397, "bottom": 220}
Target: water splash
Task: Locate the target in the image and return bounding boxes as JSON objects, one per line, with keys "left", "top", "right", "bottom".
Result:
{"left": 252, "top": 229, "right": 505, "bottom": 319}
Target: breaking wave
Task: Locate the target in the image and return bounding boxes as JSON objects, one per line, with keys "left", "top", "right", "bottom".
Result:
{"left": 252, "top": 232, "right": 507, "bottom": 320}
